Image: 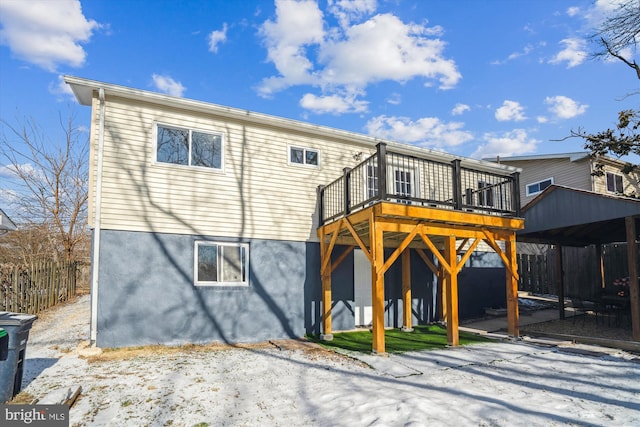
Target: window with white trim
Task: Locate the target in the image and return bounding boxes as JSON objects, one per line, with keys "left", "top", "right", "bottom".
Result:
{"left": 289, "top": 146, "right": 319, "bottom": 167}
{"left": 526, "top": 177, "right": 554, "bottom": 196}
{"left": 195, "top": 241, "right": 249, "bottom": 286}
{"left": 156, "top": 124, "right": 223, "bottom": 169}
{"left": 606, "top": 172, "right": 624, "bottom": 193}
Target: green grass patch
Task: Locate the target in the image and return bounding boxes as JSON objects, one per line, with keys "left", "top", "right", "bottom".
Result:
{"left": 308, "top": 324, "right": 491, "bottom": 353}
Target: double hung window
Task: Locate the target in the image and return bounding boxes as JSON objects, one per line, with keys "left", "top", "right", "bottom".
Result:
{"left": 606, "top": 172, "right": 624, "bottom": 193}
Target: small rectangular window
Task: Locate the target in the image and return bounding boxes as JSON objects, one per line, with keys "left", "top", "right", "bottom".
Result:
{"left": 157, "top": 125, "right": 222, "bottom": 170}
{"left": 606, "top": 172, "right": 624, "bottom": 193}
{"left": 526, "top": 177, "right": 554, "bottom": 196}
{"left": 195, "top": 241, "right": 248, "bottom": 286}
{"left": 289, "top": 146, "right": 319, "bottom": 167}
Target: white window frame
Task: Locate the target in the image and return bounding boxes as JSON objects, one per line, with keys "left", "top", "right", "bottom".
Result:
{"left": 526, "top": 177, "right": 554, "bottom": 197}
{"left": 288, "top": 145, "right": 320, "bottom": 168}
{"left": 154, "top": 123, "right": 225, "bottom": 172}
{"left": 194, "top": 241, "right": 249, "bottom": 287}
{"left": 606, "top": 172, "right": 624, "bottom": 193}
{"left": 362, "top": 163, "right": 420, "bottom": 203}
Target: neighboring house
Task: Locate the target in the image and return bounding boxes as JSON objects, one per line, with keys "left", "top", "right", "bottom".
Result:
{"left": 484, "top": 152, "right": 640, "bottom": 207}
{"left": 0, "top": 209, "right": 17, "bottom": 236}
{"left": 66, "top": 76, "right": 522, "bottom": 349}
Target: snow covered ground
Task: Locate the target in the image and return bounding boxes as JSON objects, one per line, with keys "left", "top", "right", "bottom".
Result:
{"left": 18, "top": 295, "right": 640, "bottom": 426}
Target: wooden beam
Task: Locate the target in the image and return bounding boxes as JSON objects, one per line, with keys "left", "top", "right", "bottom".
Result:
{"left": 482, "top": 230, "right": 519, "bottom": 281}
{"left": 418, "top": 229, "right": 452, "bottom": 275}
{"left": 505, "top": 237, "right": 519, "bottom": 337}
{"left": 625, "top": 216, "right": 640, "bottom": 341}
{"left": 319, "top": 227, "right": 333, "bottom": 340}
{"left": 454, "top": 238, "right": 481, "bottom": 274}
{"left": 380, "top": 223, "right": 421, "bottom": 275}
{"left": 343, "top": 217, "right": 372, "bottom": 262}
{"left": 402, "top": 249, "right": 413, "bottom": 331}
{"left": 456, "top": 238, "right": 469, "bottom": 254}
{"left": 320, "top": 220, "right": 342, "bottom": 276}
{"left": 379, "top": 219, "right": 516, "bottom": 241}
{"left": 371, "top": 217, "right": 386, "bottom": 354}
{"left": 379, "top": 202, "right": 525, "bottom": 230}
{"left": 444, "top": 235, "right": 459, "bottom": 346}
{"left": 596, "top": 244, "right": 605, "bottom": 290}
{"left": 438, "top": 263, "right": 446, "bottom": 322}
{"left": 416, "top": 248, "right": 438, "bottom": 275}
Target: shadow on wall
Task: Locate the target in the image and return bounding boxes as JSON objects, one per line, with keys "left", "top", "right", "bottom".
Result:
{"left": 96, "top": 120, "right": 308, "bottom": 347}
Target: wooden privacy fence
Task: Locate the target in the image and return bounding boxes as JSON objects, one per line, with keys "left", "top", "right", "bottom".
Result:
{"left": 517, "top": 243, "right": 639, "bottom": 300}
{"left": 0, "top": 261, "right": 78, "bottom": 314}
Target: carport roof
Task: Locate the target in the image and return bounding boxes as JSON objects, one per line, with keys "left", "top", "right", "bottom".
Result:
{"left": 517, "top": 185, "right": 640, "bottom": 246}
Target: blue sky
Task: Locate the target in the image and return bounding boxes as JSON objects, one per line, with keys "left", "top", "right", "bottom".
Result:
{"left": 0, "top": 0, "right": 638, "bottom": 168}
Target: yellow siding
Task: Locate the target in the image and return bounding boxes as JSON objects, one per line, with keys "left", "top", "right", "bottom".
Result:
{"left": 593, "top": 160, "right": 640, "bottom": 197}
{"left": 91, "top": 95, "right": 371, "bottom": 241}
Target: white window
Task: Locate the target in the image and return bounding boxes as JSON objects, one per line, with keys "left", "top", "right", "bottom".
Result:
{"left": 365, "top": 164, "right": 378, "bottom": 199}
{"left": 194, "top": 241, "right": 249, "bottom": 287}
{"left": 526, "top": 177, "right": 554, "bottom": 196}
{"left": 606, "top": 172, "right": 624, "bottom": 193}
{"left": 289, "top": 146, "right": 319, "bottom": 167}
{"left": 156, "top": 124, "right": 223, "bottom": 170}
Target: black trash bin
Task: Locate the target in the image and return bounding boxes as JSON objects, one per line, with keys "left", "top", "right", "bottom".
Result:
{"left": 0, "top": 312, "right": 37, "bottom": 403}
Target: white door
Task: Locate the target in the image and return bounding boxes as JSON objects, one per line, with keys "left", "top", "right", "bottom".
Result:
{"left": 354, "top": 249, "right": 373, "bottom": 327}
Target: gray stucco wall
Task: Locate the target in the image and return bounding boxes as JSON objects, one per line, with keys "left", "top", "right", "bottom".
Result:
{"left": 96, "top": 230, "right": 439, "bottom": 347}
{"left": 97, "top": 230, "right": 313, "bottom": 347}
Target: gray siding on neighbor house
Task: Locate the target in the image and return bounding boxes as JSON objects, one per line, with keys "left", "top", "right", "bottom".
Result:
{"left": 95, "top": 229, "right": 438, "bottom": 347}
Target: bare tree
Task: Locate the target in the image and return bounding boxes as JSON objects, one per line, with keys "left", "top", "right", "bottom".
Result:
{"left": 0, "top": 112, "right": 89, "bottom": 262}
{"left": 569, "top": 0, "right": 640, "bottom": 173}
{"left": 592, "top": 0, "right": 640, "bottom": 80}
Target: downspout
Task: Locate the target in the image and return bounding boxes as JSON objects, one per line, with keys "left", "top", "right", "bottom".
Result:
{"left": 90, "top": 87, "right": 106, "bottom": 345}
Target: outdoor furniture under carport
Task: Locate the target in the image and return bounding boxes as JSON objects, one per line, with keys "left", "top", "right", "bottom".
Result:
{"left": 517, "top": 185, "right": 640, "bottom": 341}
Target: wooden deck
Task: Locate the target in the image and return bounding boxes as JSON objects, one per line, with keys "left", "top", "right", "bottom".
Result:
{"left": 318, "top": 201, "right": 525, "bottom": 354}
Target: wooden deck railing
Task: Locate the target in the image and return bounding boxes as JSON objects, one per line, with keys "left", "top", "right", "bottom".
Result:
{"left": 318, "top": 143, "right": 520, "bottom": 225}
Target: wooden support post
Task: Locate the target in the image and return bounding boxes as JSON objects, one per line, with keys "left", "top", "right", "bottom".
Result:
{"left": 444, "top": 236, "right": 459, "bottom": 346}
{"left": 401, "top": 249, "right": 413, "bottom": 332}
{"left": 596, "top": 244, "right": 606, "bottom": 290}
{"left": 505, "top": 237, "right": 519, "bottom": 338}
{"left": 319, "top": 232, "right": 333, "bottom": 341}
{"left": 438, "top": 264, "right": 446, "bottom": 322}
{"left": 625, "top": 216, "right": 640, "bottom": 341}
{"left": 556, "top": 245, "right": 565, "bottom": 320}
{"left": 371, "top": 220, "right": 386, "bottom": 354}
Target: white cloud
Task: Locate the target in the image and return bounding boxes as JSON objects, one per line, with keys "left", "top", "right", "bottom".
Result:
{"left": 151, "top": 74, "right": 186, "bottom": 97}
{"left": 451, "top": 103, "right": 470, "bottom": 116}
{"left": 300, "top": 92, "right": 368, "bottom": 114}
{"left": 48, "top": 75, "right": 75, "bottom": 99}
{"left": 495, "top": 100, "right": 527, "bottom": 122}
{"left": 545, "top": 95, "right": 588, "bottom": 119}
{"left": 0, "top": 0, "right": 100, "bottom": 71}
{"left": 472, "top": 129, "right": 539, "bottom": 159}
{"left": 258, "top": 0, "right": 325, "bottom": 96}
{"left": 258, "top": 0, "right": 461, "bottom": 113}
{"left": 328, "top": 0, "right": 378, "bottom": 28}
{"left": 536, "top": 116, "right": 549, "bottom": 123}
{"left": 549, "top": 38, "right": 587, "bottom": 68}
{"left": 365, "top": 115, "right": 473, "bottom": 148}
{"left": 566, "top": 7, "right": 581, "bottom": 17}
{"left": 386, "top": 93, "right": 401, "bottom": 105}
{"left": 208, "top": 23, "right": 228, "bottom": 53}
